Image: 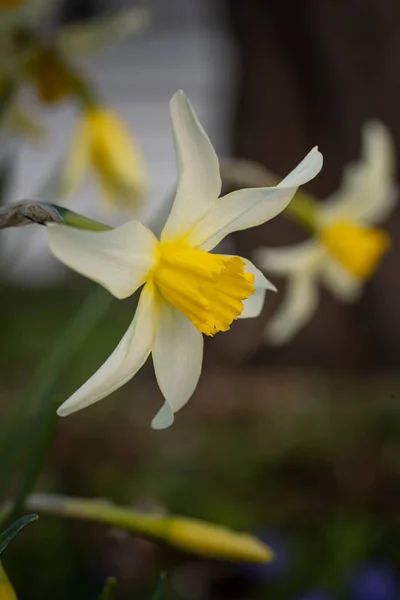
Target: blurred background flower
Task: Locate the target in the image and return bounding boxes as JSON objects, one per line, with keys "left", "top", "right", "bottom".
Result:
{"left": 349, "top": 563, "right": 398, "bottom": 600}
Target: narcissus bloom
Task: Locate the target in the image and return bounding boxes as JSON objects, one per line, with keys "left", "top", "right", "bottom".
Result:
{"left": 48, "top": 90, "right": 322, "bottom": 427}
{"left": 62, "top": 106, "right": 148, "bottom": 213}
{"left": 255, "top": 122, "right": 396, "bottom": 345}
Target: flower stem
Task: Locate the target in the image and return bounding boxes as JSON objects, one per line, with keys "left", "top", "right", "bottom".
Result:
{"left": 284, "top": 189, "right": 318, "bottom": 232}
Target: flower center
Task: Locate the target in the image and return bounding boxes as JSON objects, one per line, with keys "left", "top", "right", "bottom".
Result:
{"left": 153, "top": 242, "right": 255, "bottom": 336}
{"left": 320, "top": 220, "right": 390, "bottom": 279}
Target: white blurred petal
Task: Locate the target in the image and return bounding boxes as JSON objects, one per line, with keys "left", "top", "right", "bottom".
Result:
{"left": 152, "top": 298, "right": 203, "bottom": 428}
{"left": 266, "top": 274, "right": 319, "bottom": 345}
{"left": 161, "top": 90, "right": 221, "bottom": 242}
{"left": 187, "top": 147, "right": 323, "bottom": 251}
{"left": 321, "top": 121, "right": 397, "bottom": 225}
{"left": 322, "top": 258, "right": 363, "bottom": 302}
{"left": 254, "top": 239, "right": 323, "bottom": 275}
{"left": 57, "top": 283, "right": 157, "bottom": 416}
{"left": 47, "top": 221, "right": 158, "bottom": 299}
{"left": 59, "top": 7, "right": 150, "bottom": 57}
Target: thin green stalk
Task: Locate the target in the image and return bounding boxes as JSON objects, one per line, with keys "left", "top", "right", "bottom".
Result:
{"left": 98, "top": 577, "right": 117, "bottom": 600}
{"left": 151, "top": 572, "right": 166, "bottom": 600}
{"left": 25, "top": 494, "right": 167, "bottom": 540}
{"left": 55, "top": 205, "right": 111, "bottom": 231}
{"left": 284, "top": 189, "right": 319, "bottom": 233}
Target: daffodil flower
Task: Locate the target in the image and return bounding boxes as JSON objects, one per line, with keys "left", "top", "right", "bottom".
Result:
{"left": 62, "top": 106, "right": 148, "bottom": 213}
{"left": 255, "top": 122, "right": 397, "bottom": 345}
{"left": 47, "top": 90, "right": 322, "bottom": 428}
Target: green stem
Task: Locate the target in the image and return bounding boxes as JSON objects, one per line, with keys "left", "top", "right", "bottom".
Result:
{"left": 54, "top": 205, "right": 112, "bottom": 231}
{"left": 284, "top": 189, "right": 319, "bottom": 233}
{"left": 68, "top": 69, "right": 99, "bottom": 111}
{"left": 25, "top": 494, "right": 167, "bottom": 541}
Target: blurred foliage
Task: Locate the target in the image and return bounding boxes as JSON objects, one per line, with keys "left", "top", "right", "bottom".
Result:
{"left": 0, "top": 278, "right": 399, "bottom": 599}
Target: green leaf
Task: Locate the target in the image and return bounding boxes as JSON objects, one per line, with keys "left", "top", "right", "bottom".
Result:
{"left": 6, "top": 397, "right": 59, "bottom": 522}
{"left": 0, "top": 514, "right": 38, "bottom": 555}
{"left": 98, "top": 577, "right": 117, "bottom": 600}
{"left": 59, "top": 7, "right": 150, "bottom": 57}
{"left": 0, "top": 287, "right": 112, "bottom": 512}
{"left": 151, "top": 572, "right": 166, "bottom": 600}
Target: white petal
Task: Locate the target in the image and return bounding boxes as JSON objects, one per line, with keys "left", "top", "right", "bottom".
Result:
{"left": 241, "top": 289, "right": 267, "bottom": 319}
{"left": 320, "top": 121, "right": 397, "bottom": 225}
{"left": 57, "top": 284, "right": 157, "bottom": 416}
{"left": 151, "top": 401, "right": 175, "bottom": 430}
{"left": 161, "top": 90, "right": 221, "bottom": 242}
{"left": 321, "top": 258, "right": 363, "bottom": 302}
{"left": 47, "top": 221, "right": 158, "bottom": 299}
{"left": 254, "top": 240, "right": 323, "bottom": 275}
{"left": 152, "top": 298, "right": 203, "bottom": 428}
{"left": 239, "top": 257, "right": 276, "bottom": 319}
{"left": 186, "top": 147, "right": 323, "bottom": 251}
{"left": 266, "top": 274, "right": 319, "bottom": 345}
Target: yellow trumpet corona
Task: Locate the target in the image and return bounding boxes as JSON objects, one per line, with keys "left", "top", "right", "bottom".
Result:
{"left": 153, "top": 241, "right": 255, "bottom": 336}
{"left": 321, "top": 220, "right": 390, "bottom": 280}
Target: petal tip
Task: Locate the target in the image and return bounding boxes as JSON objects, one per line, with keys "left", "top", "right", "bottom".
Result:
{"left": 311, "top": 146, "right": 323, "bottom": 168}
{"left": 57, "top": 403, "right": 69, "bottom": 417}
{"left": 268, "top": 280, "right": 278, "bottom": 293}
{"left": 170, "top": 89, "right": 187, "bottom": 107}
{"left": 151, "top": 401, "right": 175, "bottom": 430}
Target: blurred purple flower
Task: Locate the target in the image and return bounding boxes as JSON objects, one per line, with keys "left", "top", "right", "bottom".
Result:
{"left": 349, "top": 563, "right": 398, "bottom": 600}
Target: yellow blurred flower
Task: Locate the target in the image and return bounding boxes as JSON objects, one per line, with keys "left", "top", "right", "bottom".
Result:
{"left": 0, "top": 563, "right": 17, "bottom": 600}
{"left": 255, "top": 121, "right": 397, "bottom": 345}
{"left": 62, "top": 106, "right": 148, "bottom": 213}
{"left": 320, "top": 219, "right": 389, "bottom": 280}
